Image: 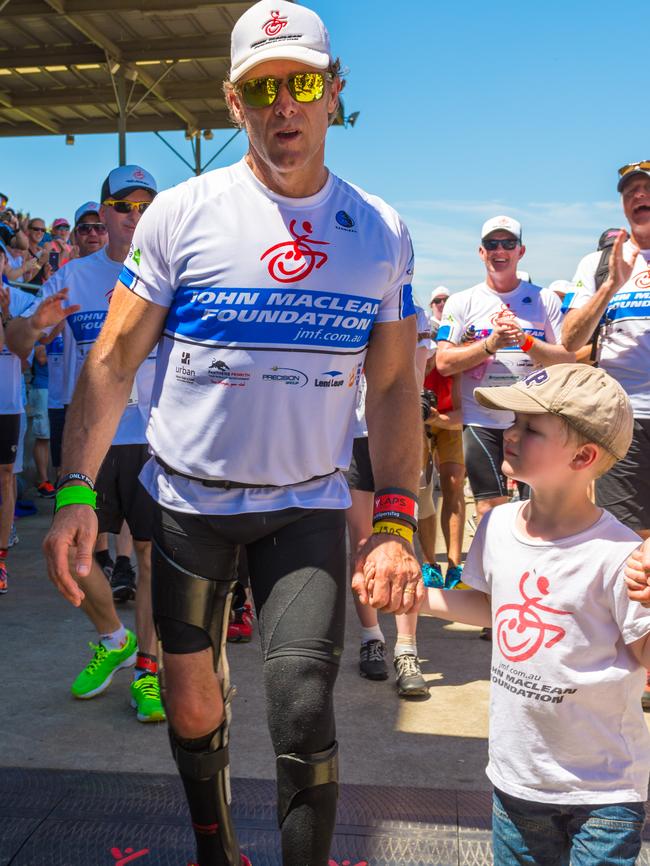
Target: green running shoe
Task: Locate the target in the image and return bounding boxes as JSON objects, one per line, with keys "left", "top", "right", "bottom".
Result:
{"left": 71, "top": 630, "right": 137, "bottom": 699}
{"left": 130, "top": 673, "right": 166, "bottom": 723}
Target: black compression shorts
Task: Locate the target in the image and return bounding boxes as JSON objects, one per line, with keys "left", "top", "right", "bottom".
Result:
{"left": 95, "top": 444, "right": 154, "bottom": 541}
{"left": 153, "top": 504, "right": 347, "bottom": 663}
{"left": 596, "top": 418, "right": 650, "bottom": 532}
{"left": 345, "top": 437, "right": 374, "bottom": 492}
{"left": 0, "top": 413, "right": 21, "bottom": 465}
{"left": 48, "top": 407, "right": 66, "bottom": 469}
{"left": 463, "top": 424, "right": 528, "bottom": 501}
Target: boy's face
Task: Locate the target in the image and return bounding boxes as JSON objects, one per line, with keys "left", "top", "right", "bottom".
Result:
{"left": 502, "top": 412, "right": 589, "bottom": 485}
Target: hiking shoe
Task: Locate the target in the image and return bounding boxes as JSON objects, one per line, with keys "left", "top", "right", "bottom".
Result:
{"left": 642, "top": 672, "right": 650, "bottom": 711}
{"left": 0, "top": 561, "right": 7, "bottom": 594}
{"left": 422, "top": 562, "right": 444, "bottom": 588}
{"left": 359, "top": 639, "right": 388, "bottom": 681}
{"left": 8, "top": 524, "right": 18, "bottom": 548}
{"left": 394, "top": 652, "right": 428, "bottom": 697}
{"left": 480, "top": 627, "right": 492, "bottom": 642}
{"left": 71, "top": 630, "right": 137, "bottom": 699}
{"left": 111, "top": 557, "right": 137, "bottom": 603}
{"left": 227, "top": 603, "right": 253, "bottom": 642}
{"left": 130, "top": 674, "right": 166, "bottom": 723}
{"left": 36, "top": 481, "right": 56, "bottom": 498}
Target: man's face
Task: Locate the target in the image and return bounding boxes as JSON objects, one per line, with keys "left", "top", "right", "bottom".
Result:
{"left": 74, "top": 212, "right": 108, "bottom": 257}
{"left": 100, "top": 189, "right": 154, "bottom": 247}
{"left": 227, "top": 60, "right": 341, "bottom": 180}
{"left": 429, "top": 295, "right": 447, "bottom": 321}
{"left": 27, "top": 219, "right": 46, "bottom": 248}
{"left": 621, "top": 175, "right": 650, "bottom": 234}
{"left": 479, "top": 231, "right": 525, "bottom": 278}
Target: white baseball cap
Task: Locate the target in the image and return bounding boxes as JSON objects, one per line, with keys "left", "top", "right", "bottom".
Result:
{"left": 101, "top": 165, "right": 157, "bottom": 202}
{"left": 481, "top": 215, "right": 522, "bottom": 242}
{"left": 430, "top": 286, "right": 450, "bottom": 302}
{"left": 74, "top": 201, "right": 101, "bottom": 225}
{"left": 230, "top": 0, "right": 332, "bottom": 83}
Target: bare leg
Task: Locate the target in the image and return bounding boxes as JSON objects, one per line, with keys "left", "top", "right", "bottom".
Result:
{"left": 163, "top": 648, "right": 223, "bottom": 738}
{"left": 0, "top": 464, "right": 14, "bottom": 549}
{"left": 79, "top": 558, "right": 121, "bottom": 634}
{"left": 116, "top": 521, "right": 133, "bottom": 558}
{"left": 418, "top": 513, "right": 438, "bottom": 564}
{"left": 33, "top": 438, "right": 50, "bottom": 484}
{"left": 134, "top": 539, "right": 156, "bottom": 655}
{"left": 476, "top": 495, "right": 507, "bottom": 523}
{"left": 439, "top": 461, "right": 466, "bottom": 568}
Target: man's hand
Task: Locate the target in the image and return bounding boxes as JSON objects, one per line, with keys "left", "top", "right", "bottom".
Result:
{"left": 43, "top": 504, "right": 98, "bottom": 606}
{"left": 607, "top": 230, "right": 639, "bottom": 295}
{"left": 624, "top": 542, "right": 650, "bottom": 608}
{"left": 31, "top": 287, "right": 80, "bottom": 332}
{"left": 487, "top": 314, "right": 521, "bottom": 351}
{"left": 352, "top": 533, "right": 423, "bottom": 613}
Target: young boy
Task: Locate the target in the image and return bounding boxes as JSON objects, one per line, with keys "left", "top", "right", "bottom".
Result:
{"left": 420, "top": 363, "right": 650, "bottom": 865}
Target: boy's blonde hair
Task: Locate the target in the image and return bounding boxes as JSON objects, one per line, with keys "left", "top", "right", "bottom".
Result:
{"left": 559, "top": 418, "right": 618, "bottom": 477}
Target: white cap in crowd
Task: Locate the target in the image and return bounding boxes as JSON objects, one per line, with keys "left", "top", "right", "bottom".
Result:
{"left": 74, "top": 201, "right": 101, "bottom": 225}
{"left": 230, "top": 0, "right": 332, "bottom": 83}
{"left": 100, "top": 165, "right": 157, "bottom": 202}
{"left": 430, "top": 286, "right": 450, "bottom": 302}
{"left": 481, "top": 215, "right": 522, "bottom": 242}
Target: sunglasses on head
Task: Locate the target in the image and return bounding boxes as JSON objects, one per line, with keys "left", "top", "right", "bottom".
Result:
{"left": 29, "top": 225, "right": 45, "bottom": 233}
{"left": 103, "top": 199, "right": 150, "bottom": 214}
{"left": 618, "top": 160, "right": 650, "bottom": 178}
{"left": 483, "top": 238, "right": 519, "bottom": 251}
{"left": 76, "top": 222, "right": 107, "bottom": 236}
{"left": 238, "top": 71, "right": 331, "bottom": 108}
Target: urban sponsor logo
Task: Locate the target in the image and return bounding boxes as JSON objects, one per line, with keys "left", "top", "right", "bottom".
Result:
{"left": 262, "top": 366, "right": 308, "bottom": 387}
{"left": 261, "top": 219, "right": 329, "bottom": 283}
{"left": 208, "top": 358, "right": 251, "bottom": 387}
{"left": 314, "top": 369, "right": 345, "bottom": 388}
{"left": 175, "top": 350, "right": 195, "bottom": 383}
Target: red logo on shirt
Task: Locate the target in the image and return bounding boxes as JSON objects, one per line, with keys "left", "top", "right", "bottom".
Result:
{"left": 261, "top": 220, "right": 329, "bottom": 283}
{"left": 494, "top": 571, "right": 572, "bottom": 662}
{"left": 489, "top": 304, "right": 515, "bottom": 327}
{"left": 263, "top": 10, "right": 288, "bottom": 36}
{"left": 634, "top": 270, "right": 650, "bottom": 290}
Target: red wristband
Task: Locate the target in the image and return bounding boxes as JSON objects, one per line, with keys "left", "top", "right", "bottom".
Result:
{"left": 520, "top": 335, "right": 534, "bottom": 352}
{"left": 373, "top": 488, "right": 419, "bottom": 530}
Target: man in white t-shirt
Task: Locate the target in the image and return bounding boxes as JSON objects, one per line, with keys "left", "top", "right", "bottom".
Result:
{"left": 41, "top": 4, "right": 422, "bottom": 866}
{"left": 436, "top": 216, "right": 573, "bottom": 523}
{"left": 7, "top": 166, "right": 162, "bottom": 726}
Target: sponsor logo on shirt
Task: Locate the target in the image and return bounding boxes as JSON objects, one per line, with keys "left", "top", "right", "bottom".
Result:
{"left": 335, "top": 210, "right": 356, "bottom": 233}
{"left": 261, "top": 366, "right": 308, "bottom": 387}
{"left": 314, "top": 369, "right": 345, "bottom": 388}
{"left": 207, "top": 358, "right": 251, "bottom": 387}
{"left": 261, "top": 220, "right": 329, "bottom": 283}
{"left": 635, "top": 270, "right": 650, "bottom": 290}
{"left": 175, "top": 350, "right": 195, "bottom": 383}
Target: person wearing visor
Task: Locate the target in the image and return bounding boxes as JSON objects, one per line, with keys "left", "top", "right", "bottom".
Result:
{"left": 41, "top": 2, "right": 422, "bottom": 865}
{"left": 436, "top": 216, "right": 572, "bottom": 525}
{"left": 7, "top": 165, "right": 163, "bottom": 726}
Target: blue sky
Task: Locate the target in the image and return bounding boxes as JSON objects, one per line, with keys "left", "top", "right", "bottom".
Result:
{"left": 1, "top": 0, "right": 645, "bottom": 307}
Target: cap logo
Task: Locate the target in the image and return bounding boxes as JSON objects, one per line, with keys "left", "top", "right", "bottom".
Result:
{"left": 524, "top": 369, "right": 548, "bottom": 388}
{"left": 132, "top": 169, "right": 145, "bottom": 180}
{"left": 263, "top": 10, "right": 288, "bottom": 36}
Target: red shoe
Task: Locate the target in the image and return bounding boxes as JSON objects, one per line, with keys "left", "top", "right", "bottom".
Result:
{"left": 37, "top": 480, "right": 56, "bottom": 499}
{"left": 227, "top": 603, "right": 253, "bottom": 643}
{"left": 0, "top": 561, "right": 7, "bottom": 594}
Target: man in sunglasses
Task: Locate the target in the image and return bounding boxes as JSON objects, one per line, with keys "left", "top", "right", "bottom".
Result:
{"left": 72, "top": 201, "right": 108, "bottom": 258}
{"left": 429, "top": 285, "right": 450, "bottom": 336}
{"left": 8, "top": 164, "right": 164, "bottom": 726}
{"left": 436, "top": 216, "right": 572, "bottom": 525}
{"left": 41, "top": 2, "right": 421, "bottom": 865}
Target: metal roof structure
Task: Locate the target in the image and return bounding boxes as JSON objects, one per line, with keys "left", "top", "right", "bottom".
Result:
{"left": 0, "top": 0, "right": 259, "bottom": 160}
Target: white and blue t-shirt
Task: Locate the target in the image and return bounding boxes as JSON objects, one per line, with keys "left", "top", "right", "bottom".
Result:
{"left": 41, "top": 248, "right": 155, "bottom": 444}
{"left": 1, "top": 287, "right": 38, "bottom": 414}
{"left": 438, "top": 281, "right": 563, "bottom": 428}
{"left": 120, "top": 158, "right": 415, "bottom": 515}
{"left": 567, "top": 242, "right": 650, "bottom": 418}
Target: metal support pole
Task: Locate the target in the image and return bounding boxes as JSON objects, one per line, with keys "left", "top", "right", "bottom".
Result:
{"left": 194, "top": 132, "right": 201, "bottom": 176}
{"left": 116, "top": 71, "right": 127, "bottom": 165}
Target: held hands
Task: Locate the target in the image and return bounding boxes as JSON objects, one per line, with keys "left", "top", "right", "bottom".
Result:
{"left": 624, "top": 542, "right": 650, "bottom": 608}
{"left": 30, "top": 287, "right": 80, "bottom": 332}
{"left": 42, "top": 504, "right": 98, "bottom": 606}
{"left": 607, "top": 230, "right": 640, "bottom": 295}
{"left": 487, "top": 312, "right": 523, "bottom": 351}
{"left": 352, "top": 533, "right": 423, "bottom": 614}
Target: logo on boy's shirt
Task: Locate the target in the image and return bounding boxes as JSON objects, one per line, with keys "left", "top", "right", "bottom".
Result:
{"left": 494, "top": 571, "right": 572, "bottom": 662}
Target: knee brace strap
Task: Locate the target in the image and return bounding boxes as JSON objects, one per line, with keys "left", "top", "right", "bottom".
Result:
{"left": 152, "top": 539, "right": 236, "bottom": 673}
{"left": 276, "top": 741, "right": 339, "bottom": 827}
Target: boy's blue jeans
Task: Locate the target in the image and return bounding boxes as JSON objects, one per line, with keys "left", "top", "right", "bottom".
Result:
{"left": 492, "top": 788, "right": 645, "bottom": 866}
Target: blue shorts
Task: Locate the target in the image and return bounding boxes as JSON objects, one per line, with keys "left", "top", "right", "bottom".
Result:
{"left": 492, "top": 787, "right": 645, "bottom": 866}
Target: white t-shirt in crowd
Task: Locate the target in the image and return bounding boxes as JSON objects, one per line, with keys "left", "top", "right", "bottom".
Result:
{"left": 41, "top": 248, "right": 155, "bottom": 445}
{"left": 121, "top": 158, "right": 415, "bottom": 515}
{"left": 437, "top": 281, "right": 563, "bottom": 428}
{"left": 463, "top": 501, "right": 650, "bottom": 804}
{"left": 1, "top": 287, "right": 38, "bottom": 414}
{"left": 45, "top": 331, "right": 65, "bottom": 410}
{"left": 567, "top": 242, "right": 650, "bottom": 418}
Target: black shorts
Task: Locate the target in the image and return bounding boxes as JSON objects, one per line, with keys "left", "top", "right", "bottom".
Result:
{"left": 0, "top": 413, "right": 21, "bottom": 465}
{"left": 95, "top": 444, "right": 154, "bottom": 541}
{"left": 596, "top": 418, "right": 650, "bottom": 532}
{"left": 345, "top": 436, "right": 374, "bottom": 492}
{"left": 153, "top": 504, "right": 347, "bottom": 661}
{"left": 463, "top": 425, "right": 528, "bottom": 501}
{"left": 48, "top": 407, "right": 66, "bottom": 469}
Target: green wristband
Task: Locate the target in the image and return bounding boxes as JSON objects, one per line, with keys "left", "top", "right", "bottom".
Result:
{"left": 55, "top": 485, "right": 97, "bottom": 513}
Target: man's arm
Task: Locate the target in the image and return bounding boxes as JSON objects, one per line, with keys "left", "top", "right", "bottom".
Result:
{"left": 5, "top": 287, "right": 79, "bottom": 360}
{"left": 352, "top": 316, "right": 422, "bottom": 613}
{"left": 435, "top": 315, "right": 522, "bottom": 377}
{"left": 43, "top": 282, "right": 168, "bottom": 606}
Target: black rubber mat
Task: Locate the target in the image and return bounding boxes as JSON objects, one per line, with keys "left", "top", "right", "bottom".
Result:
{"left": 0, "top": 767, "right": 648, "bottom": 866}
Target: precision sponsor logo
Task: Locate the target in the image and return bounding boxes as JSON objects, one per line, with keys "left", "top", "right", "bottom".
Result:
{"left": 262, "top": 366, "right": 308, "bottom": 387}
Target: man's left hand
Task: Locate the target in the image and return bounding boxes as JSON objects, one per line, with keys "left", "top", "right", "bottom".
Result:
{"left": 30, "top": 287, "right": 80, "bottom": 332}
{"left": 352, "top": 534, "right": 423, "bottom": 613}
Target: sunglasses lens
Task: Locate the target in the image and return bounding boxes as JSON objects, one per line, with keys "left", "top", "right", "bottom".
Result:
{"left": 241, "top": 76, "right": 279, "bottom": 107}
{"left": 485, "top": 239, "right": 517, "bottom": 250}
{"left": 503, "top": 240, "right": 517, "bottom": 250}
{"left": 289, "top": 72, "right": 325, "bottom": 103}
{"left": 77, "top": 223, "right": 107, "bottom": 236}
{"left": 619, "top": 160, "right": 650, "bottom": 177}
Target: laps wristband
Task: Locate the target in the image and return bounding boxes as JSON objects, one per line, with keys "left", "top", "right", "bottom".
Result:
{"left": 55, "top": 485, "right": 97, "bottom": 513}
{"left": 56, "top": 472, "right": 95, "bottom": 491}
{"left": 373, "top": 488, "right": 418, "bottom": 530}
{"left": 372, "top": 520, "right": 414, "bottom": 544}
{"left": 520, "top": 335, "right": 534, "bottom": 352}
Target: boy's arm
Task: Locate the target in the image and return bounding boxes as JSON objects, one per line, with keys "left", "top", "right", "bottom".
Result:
{"left": 419, "top": 586, "right": 492, "bottom": 628}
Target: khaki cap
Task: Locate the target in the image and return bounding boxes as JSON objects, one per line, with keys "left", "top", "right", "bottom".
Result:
{"left": 474, "top": 364, "right": 633, "bottom": 461}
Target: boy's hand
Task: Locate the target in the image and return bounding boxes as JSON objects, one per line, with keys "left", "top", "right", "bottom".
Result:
{"left": 624, "top": 545, "right": 650, "bottom": 608}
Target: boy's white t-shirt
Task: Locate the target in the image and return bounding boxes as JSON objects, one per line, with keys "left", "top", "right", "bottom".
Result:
{"left": 463, "top": 501, "right": 650, "bottom": 804}
{"left": 437, "top": 281, "right": 563, "bottom": 428}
